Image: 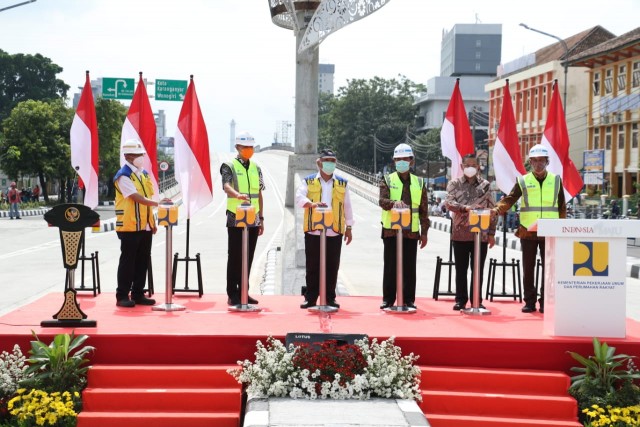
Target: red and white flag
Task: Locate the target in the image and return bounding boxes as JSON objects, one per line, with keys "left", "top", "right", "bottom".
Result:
{"left": 540, "top": 80, "right": 584, "bottom": 200}
{"left": 493, "top": 81, "right": 526, "bottom": 194}
{"left": 174, "top": 77, "right": 213, "bottom": 218}
{"left": 70, "top": 71, "right": 99, "bottom": 209}
{"left": 441, "top": 79, "right": 475, "bottom": 180}
{"left": 120, "top": 73, "right": 159, "bottom": 201}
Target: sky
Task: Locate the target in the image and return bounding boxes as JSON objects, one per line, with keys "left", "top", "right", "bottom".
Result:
{"left": 1, "top": 0, "right": 639, "bottom": 154}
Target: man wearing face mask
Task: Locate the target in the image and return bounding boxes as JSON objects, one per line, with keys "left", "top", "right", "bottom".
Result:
{"left": 114, "top": 139, "right": 169, "bottom": 307}
{"left": 220, "top": 131, "right": 265, "bottom": 306}
{"left": 296, "top": 149, "right": 354, "bottom": 309}
{"left": 493, "top": 144, "right": 566, "bottom": 314}
{"left": 444, "top": 154, "right": 496, "bottom": 311}
{"left": 378, "top": 143, "right": 430, "bottom": 309}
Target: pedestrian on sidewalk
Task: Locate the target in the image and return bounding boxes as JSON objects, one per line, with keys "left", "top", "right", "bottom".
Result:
{"left": 296, "top": 149, "right": 354, "bottom": 309}
{"left": 220, "top": 131, "right": 265, "bottom": 306}
{"left": 445, "top": 154, "right": 496, "bottom": 311}
{"left": 378, "top": 143, "right": 430, "bottom": 309}
{"left": 493, "top": 144, "right": 566, "bottom": 314}
{"left": 8, "top": 182, "right": 21, "bottom": 219}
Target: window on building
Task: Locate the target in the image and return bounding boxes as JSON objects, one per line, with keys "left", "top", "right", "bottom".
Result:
{"left": 475, "top": 63, "right": 481, "bottom": 71}
{"left": 534, "top": 88, "right": 538, "bottom": 110}
{"left": 605, "top": 69, "right": 613, "bottom": 94}
{"left": 618, "top": 125, "right": 625, "bottom": 149}
{"left": 594, "top": 134, "right": 600, "bottom": 150}
{"left": 618, "top": 65, "right": 626, "bottom": 91}
{"left": 632, "top": 62, "right": 640, "bottom": 88}
{"left": 593, "top": 72, "right": 600, "bottom": 96}
{"left": 542, "top": 86, "right": 547, "bottom": 108}
{"left": 632, "top": 123, "right": 638, "bottom": 148}
{"left": 475, "top": 51, "right": 481, "bottom": 59}
{"left": 476, "top": 39, "right": 481, "bottom": 47}
{"left": 605, "top": 126, "right": 612, "bottom": 150}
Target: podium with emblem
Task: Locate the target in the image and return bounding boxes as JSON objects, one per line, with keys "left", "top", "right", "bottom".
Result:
{"left": 43, "top": 204, "right": 100, "bottom": 328}
{"left": 538, "top": 219, "right": 640, "bottom": 338}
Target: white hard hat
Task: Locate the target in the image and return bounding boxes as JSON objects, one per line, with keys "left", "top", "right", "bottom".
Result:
{"left": 528, "top": 144, "right": 549, "bottom": 158}
{"left": 235, "top": 131, "right": 255, "bottom": 147}
{"left": 393, "top": 143, "right": 414, "bottom": 159}
{"left": 122, "top": 139, "right": 146, "bottom": 155}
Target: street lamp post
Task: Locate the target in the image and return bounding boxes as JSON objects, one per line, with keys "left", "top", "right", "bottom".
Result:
{"left": 520, "top": 23, "right": 568, "bottom": 113}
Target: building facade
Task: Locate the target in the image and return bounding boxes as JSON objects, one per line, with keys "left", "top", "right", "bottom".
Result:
{"left": 569, "top": 27, "right": 640, "bottom": 198}
{"left": 485, "top": 26, "right": 616, "bottom": 183}
{"left": 319, "top": 63, "right": 335, "bottom": 95}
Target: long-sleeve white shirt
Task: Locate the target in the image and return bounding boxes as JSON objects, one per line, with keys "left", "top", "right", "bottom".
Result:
{"left": 295, "top": 172, "right": 354, "bottom": 237}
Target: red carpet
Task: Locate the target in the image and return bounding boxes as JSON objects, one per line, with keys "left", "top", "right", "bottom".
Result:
{"left": 2, "top": 292, "right": 640, "bottom": 371}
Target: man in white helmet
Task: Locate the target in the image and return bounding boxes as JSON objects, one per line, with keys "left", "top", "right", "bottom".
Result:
{"left": 113, "top": 139, "right": 170, "bottom": 307}
{"left": 220, "top": 131, "right": 265, "bottom": 306}
{"left": 378, "top": 143, "right": 430, "bottom": 309}
{"left": 493, "top": 144, "right": 566, "bottom": 314}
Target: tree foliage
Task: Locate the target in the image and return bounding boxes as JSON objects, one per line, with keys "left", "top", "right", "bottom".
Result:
{"left": 95, "top": 98, "right": 128, "bottom": 197}
{"left": 318, "top": 75, "right": 424, "bottom": 172}
{"left": 1, "top": 99, "right": 74, "bottom": 201}
{"left": 0, "top": 49, "right": 69, "bottom": 122}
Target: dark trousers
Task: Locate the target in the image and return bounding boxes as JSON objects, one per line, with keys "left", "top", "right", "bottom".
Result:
{"left": 226, "top": 226, "right": 259, "bottom": 303}
{"left": 382, "top": 236, "right": 418, "bottom": 305}
{"left": 522, "top": 238, "right": 545, "bottom": 308}
{"left": 116, "top": 231, "right": 153, "bottom": 301}
{"left": 304, "top": 233, "right": 343, "bottom": 304}
{"left": 452, "top": 240, "right": 488, "bottom": 306}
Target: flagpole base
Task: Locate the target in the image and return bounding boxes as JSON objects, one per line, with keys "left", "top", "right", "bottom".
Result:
{"left": 228, "top": 304, "right": 262, "bottom": 313}
{"left": 384, "top": 305, "right": 417, "bottom": 314}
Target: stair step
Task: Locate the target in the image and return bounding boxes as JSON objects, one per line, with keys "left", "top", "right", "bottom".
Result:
{"left": 77, "top": 411, "right": 239, "bottom": 427}
{"left": 421, "top": 390, "right": 577, "bottom": 419}
{"left": 426, "top": 413, "right": 582, "bottom": 427}
{"left": 82, "top": 388, "right": 241, "bottom": 412}
{"left": 87, "top": 364, "right": 240, "bottom": 388}
{"left": 420, "top": 366, "right": 570, "bottom": 395}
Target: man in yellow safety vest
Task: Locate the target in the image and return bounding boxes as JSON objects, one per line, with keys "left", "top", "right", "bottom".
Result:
{"left": 493, "top": 144, "right": 566, "bottom": 314}
{"left": 220, "top": 131, "right": 265, "bottom": 306}
{"left": 295, "top": 149, "right": 354, "bottom": 309}
{"left": 379, "top": 143, "right": 430, "bottom": 309}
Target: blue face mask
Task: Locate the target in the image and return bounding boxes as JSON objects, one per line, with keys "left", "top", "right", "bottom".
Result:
{"left": 321, "top": 161, "right": 336, "bottom": 174}
{"left": 395, "top": 160, "right": 410, "bottom": 173}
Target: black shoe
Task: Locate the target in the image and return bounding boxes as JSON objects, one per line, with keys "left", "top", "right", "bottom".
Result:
{"left": 406, "top": 302, "right": 416, "bottom": 309}
{"left": 247, "top": 295, "right": 259, "bottom": 304}
{"left": 116, "top": 299, "right": 135, "bottom": 308}
{"left": 522, "top": 305, "right": 537, "bottom": 313}
{"left": 453, "top": 303, "right": 465, "bottom": 311}
{"left": 328, "top": 300, "right": 340, "bottom": 308}
{"left": 300, "top": 300, "right": 316, "bottom": 309}
{"left": 133, "top": 296, "right": 156, "bottom": 305}
{"left": 479, "top": 304, "right": 486, "bottom": 310}
{"left": 227, "top": 298, "right": 240, "bottom": 306}
{"left": 380, "top": 301, "right": 391, "bottom": 309}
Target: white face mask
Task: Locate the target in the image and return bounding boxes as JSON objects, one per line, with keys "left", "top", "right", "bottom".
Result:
{"left": 463, "top": 166, "right": 477, "bottom": 178}
{"left": 132, "top": 157, "right": 145, "bottom": 170}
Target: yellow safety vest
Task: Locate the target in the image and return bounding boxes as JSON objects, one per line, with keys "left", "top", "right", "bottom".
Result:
{"left": 114, "top": 166, "right": 156, "bottom": 232}
{"left": 381, "top": 172, "right": 423, "bottom": 232}
{"left": 517, "top": 172, "right": 560, "bottom": 229}
{"left": 302, "top": 174, "right": 347, "bottom": 234}
{"left": 226, "top": 159, "right": 260, "bottom": 215}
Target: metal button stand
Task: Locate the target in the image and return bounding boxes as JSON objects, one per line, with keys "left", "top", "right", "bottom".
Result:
{"left": 308, "top": 206, "right": 339, "bottom": 313}
{"left": 153, "top": 202, "right": 186, "bottom": 312}
{"left": 463, "top": 209, "right": 491, "bottom": 316}
{"left": 385, "top": 207, "right": 416, "bottom": 314}
{"left": 229, "top": 203, "right": 261, "bottom": 313}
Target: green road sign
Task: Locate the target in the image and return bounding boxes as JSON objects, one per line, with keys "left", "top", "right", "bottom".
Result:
{"left": 155, "top": 79, "right": 188, "bottom": 101}
{"left": 102, "top": 77, "right": 135, "bottom": 100}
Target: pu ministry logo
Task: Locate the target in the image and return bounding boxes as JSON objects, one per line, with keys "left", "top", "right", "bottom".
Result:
{"left": 573, "top": 241, "right": 609, "bottom": 276}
